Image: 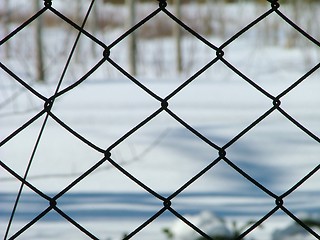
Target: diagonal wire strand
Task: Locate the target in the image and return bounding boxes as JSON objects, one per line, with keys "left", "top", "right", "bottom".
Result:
{"left": 53, "top": 0, "right": 97, "bottom": 96}
{"left": 4, "top": 114, "right": 50, "bottom": 240}
{"left": 4, "top": 1, "right": 97, "bottom": 238}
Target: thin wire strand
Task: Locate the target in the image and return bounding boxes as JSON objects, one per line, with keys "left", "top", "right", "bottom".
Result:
{"left": 4, "top": 114, "right": 50, "bottom": 239}
{"left": 4, "top": 1, "right": 98, "bottom": 238}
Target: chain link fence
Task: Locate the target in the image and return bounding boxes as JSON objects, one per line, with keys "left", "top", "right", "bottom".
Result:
{"left": 1, "top": 0, "right": 320, "bottom": 239}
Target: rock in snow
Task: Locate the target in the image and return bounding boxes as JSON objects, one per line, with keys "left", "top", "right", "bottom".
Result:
{"left": 171, "top": 211, "right": 232, "bottom": 240}
{"left": 272, "top": 215, "right": 320, "bottom": 240}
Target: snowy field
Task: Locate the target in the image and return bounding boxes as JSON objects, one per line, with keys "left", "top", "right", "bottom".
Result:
{"left": 1, "top": 1, "right": 320, "bottom": 240}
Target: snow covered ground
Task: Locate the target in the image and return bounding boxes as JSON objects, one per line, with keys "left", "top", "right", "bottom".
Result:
{"left": 1, "top": 1, "right": 320, "bottom": 240}
{"left": 1, "top": 77, "right": 320, "bottom": 239}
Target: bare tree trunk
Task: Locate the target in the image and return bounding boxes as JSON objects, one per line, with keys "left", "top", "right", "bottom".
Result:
{"left": 4, "top": 0, "right": 11, "bottom": 58}
{"left": 91, "top": 1, "right": 98, "bottom": 58}
{"left": 286, "top": 0, "right": 300, "bottom": 48}
{"left": 205, "top": 0, "right": 213, "bottom": 35}
{"left": 126, "top": 0, "right": 137, "bottom": 76}
{"left": 217, "top": 0, "right": 226, "bottom": 38}
{"left": 34, "top": 0, "right": 45, "bottom": 82}
{"left": 75, "top": 0, "right": 82, "bottom": 62}
{"left": 174, "top": 0, "right": 182, "bottom": 73}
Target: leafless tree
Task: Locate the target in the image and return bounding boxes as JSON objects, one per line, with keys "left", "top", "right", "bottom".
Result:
{"left": 90, "top": 0, "right": 99, "bottom": 57}
{"left": 4, "top": 0, "right": 11, "bottom": 58}
{"left": 126, "top": 0, "right": 137, "bottom": 76}
{"left": 174, "top": 0, "right": 182, "bottom": 73}
{"left": 34, "top": 0, "right": 45, "bottom": 82}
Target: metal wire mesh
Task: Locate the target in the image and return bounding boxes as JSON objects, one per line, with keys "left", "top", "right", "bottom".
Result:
{"left": 1, "top": 0, "right": 320, "bottom": 239}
